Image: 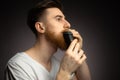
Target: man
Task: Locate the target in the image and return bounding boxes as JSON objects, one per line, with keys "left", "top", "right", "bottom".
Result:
{"left": 4, "top": 0, "right": 91, "bottom": 80}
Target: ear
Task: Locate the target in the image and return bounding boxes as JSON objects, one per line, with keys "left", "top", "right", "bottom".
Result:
{"left": 35, "top": 22, "right": 45, "bottom": 33}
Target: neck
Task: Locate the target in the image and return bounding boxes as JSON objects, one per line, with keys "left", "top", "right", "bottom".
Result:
{"left": 25, "top": 35, "right": 57, "bottom": 65}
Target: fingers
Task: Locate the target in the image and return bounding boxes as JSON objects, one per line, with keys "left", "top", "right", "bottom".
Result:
{"left": 73, "top": 43, "right": 80, "bottom": 54}
{"left": 66, "top": 29, "right": 86, "bottom": 65}
{"left": 69, "top": 29, "right": 83, "bottom": 48}
{"left": 67, "top": 39, "right": 81, "bottom": 54}
{"left": 67, "top": 40, "right": 87, "bottom": 65}
{"left": 63, "top": 38, "right": 86, "bottom": 73}
{"left": 67, "top": 39, "right": 78, "bottom": 52}
{"left": 78, "top": 50, "right": 87, "bottom": 64}
{"left": 74, "top": 49, "right": 86, "bottom": 64}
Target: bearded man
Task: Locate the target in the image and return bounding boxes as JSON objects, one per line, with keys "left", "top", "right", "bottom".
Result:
{"left": 4, "top": 0, "right": 91, "bottom": 80}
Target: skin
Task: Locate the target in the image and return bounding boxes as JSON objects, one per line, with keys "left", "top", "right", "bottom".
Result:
{"left": 25, "top": 8, "right": 91, "bottom": 80}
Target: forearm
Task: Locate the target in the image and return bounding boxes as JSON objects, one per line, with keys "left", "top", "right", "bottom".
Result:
{"left": 76, "top": 61, "right": 91, "bottom": 80}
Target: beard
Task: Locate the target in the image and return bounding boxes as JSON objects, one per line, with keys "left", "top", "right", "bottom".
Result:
{"left": 45, "top": 30, "right": 67, "bottom": 50}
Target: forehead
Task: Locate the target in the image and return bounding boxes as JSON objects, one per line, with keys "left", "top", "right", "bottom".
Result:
{"left": 44, "top": 8, "right": 65, "bottom": 18}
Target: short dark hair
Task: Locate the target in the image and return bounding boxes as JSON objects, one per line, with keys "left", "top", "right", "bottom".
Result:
{"left": 27, "top": 0, "right": 63, "bottom": 37}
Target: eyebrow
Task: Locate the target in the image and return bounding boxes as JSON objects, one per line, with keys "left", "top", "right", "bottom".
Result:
{"left": 55, "top": 15, "right": 65, "bottom": 18}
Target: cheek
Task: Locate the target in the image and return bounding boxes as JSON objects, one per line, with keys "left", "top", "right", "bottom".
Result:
{"left": 56, "top": 32, "right": 67, "bottom": 50}
{"left": 45, "top": 20, "right": 64, "bottom": 32}
{"left": 45, "top": 29, "right": 67, "bottom": 50}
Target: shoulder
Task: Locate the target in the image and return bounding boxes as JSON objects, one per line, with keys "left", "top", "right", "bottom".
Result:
{"left": 6, "top": 52, "right": 37, "bottom": 75}
{"left": 6, "top": 52, "right": 34, "bottom": 71}
{"left": 7, "top": 52, "right": 29, "bottom": 65}
{"left": 5, "top": 52, "right": 37, "bottom": 79}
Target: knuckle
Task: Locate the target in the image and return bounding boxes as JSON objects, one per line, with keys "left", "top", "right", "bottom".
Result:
{"left": 84, "top": 54, "right": 87, "bottom": 59}
{"left": 78, "top": 60, "right": 82, "bottom": 65}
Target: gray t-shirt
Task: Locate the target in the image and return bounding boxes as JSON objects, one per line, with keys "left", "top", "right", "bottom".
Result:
{"left": 4, "top": 52, "right": 60, "bottom": 80}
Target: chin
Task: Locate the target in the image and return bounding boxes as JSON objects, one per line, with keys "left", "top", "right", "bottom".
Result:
{"left": 57, "top": 40, "right": 67, "bottom": 51}
{"left": 45, "top": 30, "right": 67, "bottom": 50}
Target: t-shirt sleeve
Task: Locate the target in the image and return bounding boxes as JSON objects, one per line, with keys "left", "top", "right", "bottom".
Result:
{"left": 4, "top": 61, "right": 34, "bottom": 80}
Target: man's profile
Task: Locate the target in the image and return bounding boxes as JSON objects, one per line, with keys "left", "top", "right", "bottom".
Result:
{"left": 4, "top": 0, "right": 91, "bottom": 80}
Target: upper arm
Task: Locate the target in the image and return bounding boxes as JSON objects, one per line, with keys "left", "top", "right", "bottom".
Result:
{"left": 4, "top": 62, "right": 34, "bottom": 80}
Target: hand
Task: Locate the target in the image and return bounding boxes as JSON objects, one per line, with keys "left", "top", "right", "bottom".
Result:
{"left": 60, "top": 39, "right": 86, "bottom": 74}
{"left": 69, "top": 29, "right": 83, "bottom": 49}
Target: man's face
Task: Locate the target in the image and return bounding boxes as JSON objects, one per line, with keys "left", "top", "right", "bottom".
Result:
{"left": 41, "top": 8, "right": 71, "bottom": 50}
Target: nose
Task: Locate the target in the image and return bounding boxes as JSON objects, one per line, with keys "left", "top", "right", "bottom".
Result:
{"left": 64, "top": 19, "right": 71, "bottom": 29}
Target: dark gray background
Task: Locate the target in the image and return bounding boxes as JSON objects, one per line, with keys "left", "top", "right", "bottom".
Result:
{"left": 0, "top": 0, "right": 119, "bottom": 80}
